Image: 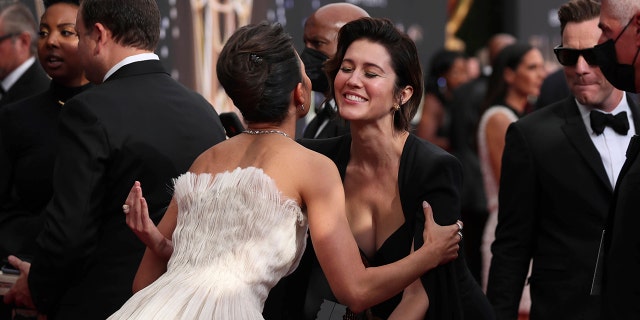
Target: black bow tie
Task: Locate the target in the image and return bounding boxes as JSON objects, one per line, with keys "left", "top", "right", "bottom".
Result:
{"left": 590, "top": 111, "right": 629, "bottom": 135}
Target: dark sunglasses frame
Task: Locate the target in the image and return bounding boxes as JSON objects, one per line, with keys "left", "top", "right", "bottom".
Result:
{"left": 0, "top": 33, "right": 17, "bottom": 43}
{"left": 553, "top": 45, "right": 599, "bottom": 66}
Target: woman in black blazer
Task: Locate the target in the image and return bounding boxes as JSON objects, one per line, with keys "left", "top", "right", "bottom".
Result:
{"left": 0, "top": 0, "right": 91, "bottom": 262}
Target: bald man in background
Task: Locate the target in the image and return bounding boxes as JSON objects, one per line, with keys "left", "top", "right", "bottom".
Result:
{"left": 300, "top": 2, "right": 369, "bottom": 139}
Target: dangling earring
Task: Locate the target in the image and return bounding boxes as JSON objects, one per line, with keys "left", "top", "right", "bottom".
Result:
{"left": 299, "top": 104, "right": 305, "bottom": 112}
{"left": 393, "top": 103, "right": 400, "bottom": 112}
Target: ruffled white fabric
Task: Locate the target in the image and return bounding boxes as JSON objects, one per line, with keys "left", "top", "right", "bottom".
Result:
{"left": 109, "top": 167, "right": 308, "bottom": 320}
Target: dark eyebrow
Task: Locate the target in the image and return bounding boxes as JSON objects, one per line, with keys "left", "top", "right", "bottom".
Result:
{"left": 342, "top": 58, "right": 385, "bottom": 71}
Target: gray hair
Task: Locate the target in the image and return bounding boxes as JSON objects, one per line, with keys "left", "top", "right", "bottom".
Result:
{"left": 602, "top": 0, "right": 640, "bottom": 22}
{"left": 0, "top": 3, "right": 37, "bottom": 55}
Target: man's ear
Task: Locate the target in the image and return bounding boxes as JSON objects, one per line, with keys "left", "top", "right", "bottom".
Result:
{"left": 92, "top": 22, "right": 109, "bottom": 55}
{"left": 16, "top": 32, "right": 31, "bottom": 52}
{"left": 635, "top": 12, "right": 640, "bottom": 47}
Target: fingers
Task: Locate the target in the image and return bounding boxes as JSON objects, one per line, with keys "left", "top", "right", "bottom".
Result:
{"left": 422, "top": 201, "right": 434, "bottom": 225}
{"left": 7, "top": 255, "right": 22, "bottom": 271}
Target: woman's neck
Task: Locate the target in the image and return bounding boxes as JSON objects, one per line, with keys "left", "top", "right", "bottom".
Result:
{"left": 504, "top": 90, "right": 528, "bottom": 114}
{"left": 349, "top": 124, "right": 408, "bottom": 168}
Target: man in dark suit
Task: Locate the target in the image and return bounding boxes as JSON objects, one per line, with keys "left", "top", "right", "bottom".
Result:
{"left": 300, "top": 3, "right": 368, "bottom": 139}
{"left": 486, "top": 1, "right": 639, "bottom": 319}
{"left": 2, "top": 0, "right": 226, "bottom": 318}
{"left": 0, "top": 3, "right": 49, "bottom": 107}
{"left": 595, "top": 1, "right": 640, "bottom": 318}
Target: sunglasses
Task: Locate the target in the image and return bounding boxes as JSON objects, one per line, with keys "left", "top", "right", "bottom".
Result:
{"left": 553, "top": 45, "right": 598, "bottom": 66}
{"left": 0, "top": 33, "right": 17, "bottom": 43}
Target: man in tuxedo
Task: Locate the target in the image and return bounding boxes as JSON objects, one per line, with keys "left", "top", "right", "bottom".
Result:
{"left": 486, "top": 1, "right": 639, "bottom": 319}
{"left": 2, "top": 0, "right": 226, "bottom": 318}
{"left": 595, "top": 0, "right": 640, "bottom": 318}
{"left": 0, "top": 3, "right": 49, "bottom": 107}
{"left": 300, "top": 3, "right": 368, "bottom": 139}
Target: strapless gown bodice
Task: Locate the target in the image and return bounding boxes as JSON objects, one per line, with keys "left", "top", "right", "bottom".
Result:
{"left": 109, "top": 167, "right": 308, "bottom": 319}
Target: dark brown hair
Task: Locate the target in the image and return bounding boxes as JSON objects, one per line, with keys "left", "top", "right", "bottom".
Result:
{"left": 558, "top": 0, "right": 601, "bottom": 37}
{"left": 216, "top": 22, "right": 301, "bottom": 124}
{"left": 325, "top": 17, "right": 423, "bottom": 132}
{"left": 79, "top": 0, "right": 159, "bottom": 51}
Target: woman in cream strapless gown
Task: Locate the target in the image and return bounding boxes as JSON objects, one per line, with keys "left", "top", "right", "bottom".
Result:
{"left": 109, "top": 168, "right": 307, "bottom": 319}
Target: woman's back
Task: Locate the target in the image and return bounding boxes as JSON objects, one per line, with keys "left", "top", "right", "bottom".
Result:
{"left": 109, "top": 135, "right": 315, "bottom": 319}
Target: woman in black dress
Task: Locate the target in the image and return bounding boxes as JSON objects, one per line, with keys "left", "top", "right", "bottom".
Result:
{"left": 0, "top": 0, "right": 92, "bottom": 261}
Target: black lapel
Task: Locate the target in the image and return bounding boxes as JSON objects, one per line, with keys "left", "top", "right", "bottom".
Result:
{"left": 561, "top": 97, "right": 613, "bottom": 192}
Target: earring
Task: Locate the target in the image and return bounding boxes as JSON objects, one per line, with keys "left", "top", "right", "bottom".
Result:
{"left": 393, "top": 104, "right": 400, "bottom": 111}
{"left": 299, "top": 104, "right": 305, "bottom": 112}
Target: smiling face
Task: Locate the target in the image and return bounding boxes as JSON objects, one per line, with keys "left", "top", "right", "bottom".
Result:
{"left": 333, "top": 39, "right": 402, "bottom": 124}
{"left": 563, "top": 18, "right": 621, "bottom": 110}
{"left": 38, "top": 2, "right": 85, "bottom": 86}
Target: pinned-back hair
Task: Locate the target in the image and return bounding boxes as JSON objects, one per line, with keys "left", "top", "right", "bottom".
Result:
{"left": 216, "top": 22, "right": 301, "bottom": 124}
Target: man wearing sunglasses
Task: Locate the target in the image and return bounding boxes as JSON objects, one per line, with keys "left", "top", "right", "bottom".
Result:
{"left": 486, "top": 1, "right": 639, "bottom": 319}
{"left": 595, "top": 1, "right": 640, "bottom": 319}
{"left": 0, "top": 3, "right": 49, "bottom": 107}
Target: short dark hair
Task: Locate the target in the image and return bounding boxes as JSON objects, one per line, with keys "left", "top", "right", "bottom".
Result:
{"left": 44, "top": 0, "right": 80, "bottom": 9}
{"left": 216, "top": 22, "right": 301, "bottom": 124}
{"left": 79, "top": 0, "right": 159, "bottom": 51}
{"left": 558, "top": 0, "right": 601, "bottom": 36}
{"left": 325, "top": 17, "right": 423, "bottom": 132}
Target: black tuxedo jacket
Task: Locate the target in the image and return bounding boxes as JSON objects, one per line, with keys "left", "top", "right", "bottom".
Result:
{"left": 0, "top": 81, "right": 91, "bottom": 260}
{"left": 0, "top": 60, "right": 49, "bottom": 107}
{"left": 302, "top": 101, "right": 349, "bottom": 139}
{"left": 486, "top": 94, "right": 640, "bottom": 320}
{"left": 601, "top": 134, "right": 640, "bottom": 319}
{"left": 27, "top": 60, "right": 226, "bottom": 319}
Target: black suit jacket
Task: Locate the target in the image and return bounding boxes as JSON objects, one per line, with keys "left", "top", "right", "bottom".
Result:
{"left": 487, "top": 94, "right": 640, "bottom": 320}
{"left": 0, "top": 60, "right": 49, "bottom": 107}
{"left": 27, "top": 60, "right": 226, "bottom": 319}
{"left": 0, "top": 81, "right": 92, "bottom": 260}
{"left": 601, "top": 134, "right": 640, "bottom": 319}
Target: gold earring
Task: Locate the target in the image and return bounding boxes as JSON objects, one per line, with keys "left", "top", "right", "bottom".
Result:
{"left": 393, "top": 104, "right": 400, "bottom": 111}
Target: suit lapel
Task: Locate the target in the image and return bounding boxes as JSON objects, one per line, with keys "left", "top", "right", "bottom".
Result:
{"left": 628, "top": 93, "right": 640, "bottom": 132}
{"left": 561, "top": 97, "right": 613, "bottom": 192}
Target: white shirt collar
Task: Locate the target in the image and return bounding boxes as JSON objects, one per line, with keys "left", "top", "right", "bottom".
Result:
{"left": 1, "top": 56, "right": 36, "bottom": 92}
{"left": 103, "top": 53, "right": 159, "bottom": 82}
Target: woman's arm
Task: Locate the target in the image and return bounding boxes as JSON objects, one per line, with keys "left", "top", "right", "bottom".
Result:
{"left": 388, "top": 278, "right": 429, "bottom": 320}
{"left": 305, "top": 157, "right": 460, "bottom": 313}
{"left": 124, "top": 181, "right": 177, "bottom": 292}
{"left": 388, "top": 244, "right": 429, "bottom": 320}
{"left": 485, "top": 112, "right": 513, "bottom": 182}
